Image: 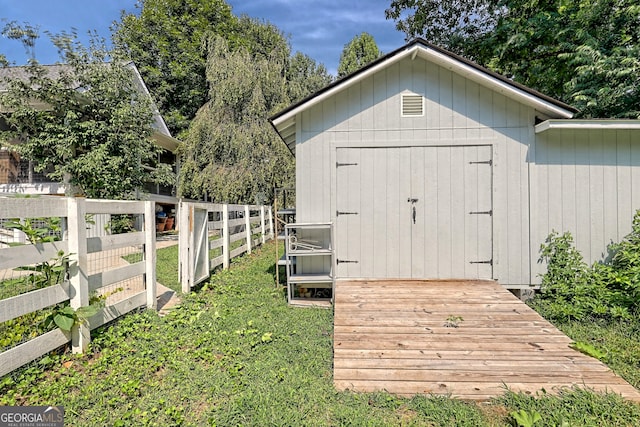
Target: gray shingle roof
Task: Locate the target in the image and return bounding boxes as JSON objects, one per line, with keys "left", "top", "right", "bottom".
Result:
{"left": 0, "top": 64, "right": 75, "bottom": 91}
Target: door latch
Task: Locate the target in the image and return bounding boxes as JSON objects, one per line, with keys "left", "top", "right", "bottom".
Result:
{"left": 407, "top": 198, "right": 418, "bottom": 224}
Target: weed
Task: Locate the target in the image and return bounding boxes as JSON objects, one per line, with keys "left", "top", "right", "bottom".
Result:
{"left": 510, "top": 408, "right": 542, "bottom": 426}
{"left": 570, "top": 341, "right": 606, "bottom": 361}
{"left": 444, "top": 315, "right": 464, "bottom": 328}
{"left": 536, "top": 210, "right": 640, "bottom": 322}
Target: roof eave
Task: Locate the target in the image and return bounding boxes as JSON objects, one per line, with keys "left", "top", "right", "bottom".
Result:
{"left": 413, "top": 46, "right": 575, "bottom": 119}
{"left": 535, "top": 119, "right": 640, "bottom": 133}
{"left": 151, "top": 131, "right": 180, "bottom": 153}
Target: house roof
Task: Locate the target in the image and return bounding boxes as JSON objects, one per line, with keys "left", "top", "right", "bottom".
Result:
{"left": 270, "top": 38, "right": 577, "bottom": 153}
{"left": 0, "top": 64, "right": 71, "bottom": 88}
{"left": 0, "top": 62, "right": 179, "bottom": 152}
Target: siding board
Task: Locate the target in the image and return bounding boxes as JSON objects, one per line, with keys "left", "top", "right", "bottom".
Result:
{"left": 589, "top": 130, "right": 605, "bottom": 261}
{"left": 386, "top": 148, "right": 402, "bottom": 277}
{"left": 603, "top": 133, "right": 619, "bottom": 246}
{"left": 411, "top": 147, "right": 426, "bottom": 278}
{"left": 617, "top": 131, "right": 633, "bottom": 235}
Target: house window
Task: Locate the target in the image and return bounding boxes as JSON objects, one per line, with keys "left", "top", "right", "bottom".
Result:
{"left": 401, "top": 94, "right": 424, "bottom": 117}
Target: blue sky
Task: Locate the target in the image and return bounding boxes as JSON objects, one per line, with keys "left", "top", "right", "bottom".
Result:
{"left": 0, "top": 0, "right": 407, "bottom": 75}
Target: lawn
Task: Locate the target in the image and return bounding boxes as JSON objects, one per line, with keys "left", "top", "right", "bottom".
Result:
{"left": 1, "top": 240, "right": 639, "bottom": 426}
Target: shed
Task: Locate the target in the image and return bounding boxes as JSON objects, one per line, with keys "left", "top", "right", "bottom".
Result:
{"left": 270, "top": 39, "right": 640, "bottom": 291}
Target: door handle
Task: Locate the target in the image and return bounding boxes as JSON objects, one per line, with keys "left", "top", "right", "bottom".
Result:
{"left": 407, "top": 198, "right": 418, "bottom": 203}
{"left": 412, "top": 205, "right": 416, "bottom": 224}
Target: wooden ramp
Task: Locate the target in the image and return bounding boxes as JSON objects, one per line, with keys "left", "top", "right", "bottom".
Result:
{"left": 333, "top": 280, "right": 640, "bottom": 401}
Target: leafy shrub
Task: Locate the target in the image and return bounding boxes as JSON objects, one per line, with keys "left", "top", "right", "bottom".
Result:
{"left": 535, "top": 211, "right": 640, "bottom": 321}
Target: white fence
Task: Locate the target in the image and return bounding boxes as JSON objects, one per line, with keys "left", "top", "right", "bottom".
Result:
{"left": 179, "top": 201, "right": 274, "bottom": 292}
{"left": 0, "top": 197, "right": 274, "bottom": 378}
{"left": 0, "top": 197, "right": 156, "bottom": 377}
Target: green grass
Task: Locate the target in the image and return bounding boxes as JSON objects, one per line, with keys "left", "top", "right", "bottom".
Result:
{"left": 0, "top": 276, "right": 38, "bottom": 300}
{"left": 532, "top": 307, "right": 640, "bottom": 389}
{"left": 1, "top": 241, "right": 639, "bottom": 426}
{"left": 156, "top": 244, "right": 180, "bottom": 293}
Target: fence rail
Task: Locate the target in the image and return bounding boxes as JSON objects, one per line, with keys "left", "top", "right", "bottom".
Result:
{"left": 179, "top": 202, "right": 274, "bottom": 292}
{"left": 0, "top": 196, "right": 156, "bottom": 377}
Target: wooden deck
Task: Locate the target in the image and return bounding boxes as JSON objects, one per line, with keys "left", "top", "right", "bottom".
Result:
{"left": 333, "top": 280, "right": 640, "bottom": 401}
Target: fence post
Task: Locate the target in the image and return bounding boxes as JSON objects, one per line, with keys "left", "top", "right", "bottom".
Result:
{"left": 268, "top": 206, "right": 274, "bottom": 239}
{"left": 222, "top": 204, "right": 230, "bottom": 269}
{"left": 245, "top": 205, "right": 252, "bottom": 254}
{"left": 67, "top": 197, "right": 89, "bottom": 354}
{"left": 144, "top": 201, "right": 157, "bottom": 309}
{"left": 260, "top": 206, "right": 266, "bottom": 244}
{"left": 179, "top": 201, "right": 192, "bottom": 293}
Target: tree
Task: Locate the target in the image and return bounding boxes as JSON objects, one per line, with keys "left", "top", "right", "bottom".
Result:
{"left": 482, "top": 0, "right": 640, "bottom": 118}
{"left": 179, "top": 34, "right": 286, "bottom": 203}
{"left": 385, "top": 0, "right": 500, "bottom": 55}
{"left": 178, "top": 20, "right": 331, "bottom": 203}
{"left": 113, "top": 0, "right": 237, "bottom": 138}
{"left": 1, "top": 20, "right": 40, "bottom": 61}
{"left": 0, "top": 32, "right": 172, "bottom": 199}
{"left": 286, "top": 51, "right": 332, "bottom": 106}
{"left": 385, "top": 0, "right": 640, "bottom": 118}
{"left": 337, "top": 32, "right": 382, "bottom": 77}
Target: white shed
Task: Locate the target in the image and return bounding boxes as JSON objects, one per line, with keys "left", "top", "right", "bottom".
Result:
{"left": 271, "top": 39, "right": 640, "bottom": 291}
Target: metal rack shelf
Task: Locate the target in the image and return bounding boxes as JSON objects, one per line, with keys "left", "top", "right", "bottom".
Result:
{"left": 284, "top": 222, "right": 334, "bottom": 306}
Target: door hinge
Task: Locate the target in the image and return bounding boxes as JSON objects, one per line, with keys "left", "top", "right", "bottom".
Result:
{"left": 469, "top": 159, "right": 492, "bottom": 166}
{"left": 337, "top": 259, "right": 359, "bottom": 264}
{"left": 337, "top": 211, "right": 358, "bottom": 216}
{"left": 469, "top": 210, "right": 492, "bottom": 216}
{"left": 336, "top": 162, "right": 358, "bottom": 167}
{"left": 470, "top": 259, "right": 493, "bottom": 265}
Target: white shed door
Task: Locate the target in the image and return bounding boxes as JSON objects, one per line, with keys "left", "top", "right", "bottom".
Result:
{"left": 335, "top": 146, "right": 493, "bottom": 280}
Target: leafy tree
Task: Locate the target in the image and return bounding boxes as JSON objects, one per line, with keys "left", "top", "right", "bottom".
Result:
{"left": 0, "top": 32, "right": 172, "bottom": 199}
{"left": 482, "top": 0, "right": 640, "bottom": 118}
{"left": 179, "top": 34, "right": 288, "bottom": 203}
{"left": 179, "top": 19, "right": 331, "bottom": 204}
{"left": 117, "top": 3, "right": 332, "bottom": 203}
{"left": 385, "top": 0, "right": 500, "bottom": 55}
{"left": 385, "top": 0, "right": 640, "bottom": 118}
{"left": 1, "top": 20, "right": 40, "bottom": 61}
{"left": 287, "top": 51, "right": 332, "bottom": 102}
{"left": 113, "top": 0, "right": 237, "bottom": 137}
{"left": 337, "top": 32, "right": 382, "bottom": 77}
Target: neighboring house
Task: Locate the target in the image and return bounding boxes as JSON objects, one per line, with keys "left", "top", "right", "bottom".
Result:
{"left": 0, "top": 62, "right": 180, "bottom": 204}
{"left": 270, "top": 38, "right": 640, "bottom": 291}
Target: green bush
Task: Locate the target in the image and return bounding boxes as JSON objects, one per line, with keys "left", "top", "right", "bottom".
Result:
{"left": 535, "top": 211, "right": 640, "bottom": 321}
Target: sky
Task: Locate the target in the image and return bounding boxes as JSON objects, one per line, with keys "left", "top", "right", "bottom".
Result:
{"left": 0, "top": 0, "right": 407, "bottom": 75}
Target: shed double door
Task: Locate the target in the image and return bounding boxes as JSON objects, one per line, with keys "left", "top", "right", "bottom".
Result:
{"left": 335, "top": 145, "right": 493, "bottom": 279}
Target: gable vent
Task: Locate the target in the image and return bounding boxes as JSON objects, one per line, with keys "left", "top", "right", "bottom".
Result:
{"left": 401, "top": 94, "right": 424, "bottom": 117}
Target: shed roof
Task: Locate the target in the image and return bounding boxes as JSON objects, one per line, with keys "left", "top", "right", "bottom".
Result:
{"left": 270, "top": 38, "right": 577, "bottom": 153}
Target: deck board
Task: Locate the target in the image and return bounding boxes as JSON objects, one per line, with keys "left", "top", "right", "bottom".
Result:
{"left": 333, "top": 280, "right": 640, "bottom": 401}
